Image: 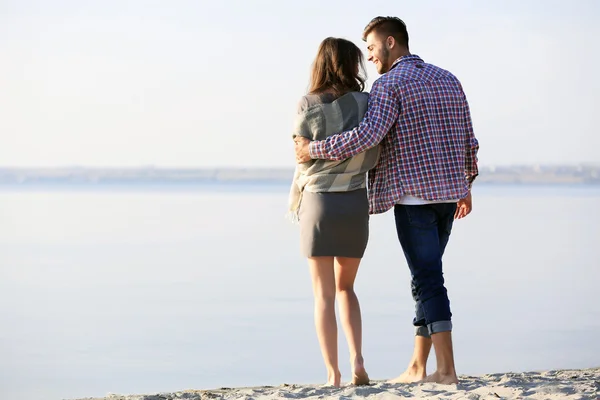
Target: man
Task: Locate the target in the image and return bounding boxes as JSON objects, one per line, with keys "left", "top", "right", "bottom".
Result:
{"left": 294, "top": 16, "right": 479, "bottom": 385}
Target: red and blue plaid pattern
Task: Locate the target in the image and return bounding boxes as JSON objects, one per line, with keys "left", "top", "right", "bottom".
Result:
{"left": 309, "top": 55, "right": 479, "bottom": 214}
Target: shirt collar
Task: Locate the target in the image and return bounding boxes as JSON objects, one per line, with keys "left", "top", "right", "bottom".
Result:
{"left": 390, "top": 54, "right": 423, "bottom": 70}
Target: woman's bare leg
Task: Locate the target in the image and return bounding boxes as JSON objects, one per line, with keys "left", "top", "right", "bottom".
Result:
{"left": 308, "top": 256, "right": 341, "bottom": 387}
{"left": 334, "top": 257, "right": 369, "bottom": 385}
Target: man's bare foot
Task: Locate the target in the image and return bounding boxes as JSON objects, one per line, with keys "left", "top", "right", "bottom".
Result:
{"left": 351, "top": 357, "right": 369, "bottom": 385}
{"left": 326, "top": 370, "right": 342, "bottom": 387}
{"left": 420, "top": 370, "right": 458, "bottom": 385}
{"left": 388, "top": 366, "right": 426, "bottom": 384}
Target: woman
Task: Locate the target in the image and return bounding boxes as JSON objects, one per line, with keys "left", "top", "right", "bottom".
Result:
{"left": 288, "top": 37, "right": 379, "bottom": 387}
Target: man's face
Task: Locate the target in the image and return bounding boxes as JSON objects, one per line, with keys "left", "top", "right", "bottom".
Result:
{"left": 366, "top": 31, "right": 391, "bottom": 74}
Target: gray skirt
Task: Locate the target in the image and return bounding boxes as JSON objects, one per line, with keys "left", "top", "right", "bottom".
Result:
{"left": 298, "top": 189, "right": 369, "bottom": 258}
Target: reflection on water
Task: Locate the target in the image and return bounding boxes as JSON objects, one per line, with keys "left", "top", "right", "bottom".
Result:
{"left": 0, "top": 185, "right": 599, "bottom": 400}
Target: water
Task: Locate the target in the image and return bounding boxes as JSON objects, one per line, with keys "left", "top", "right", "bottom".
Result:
{"left": 0, "top": 184, "right": 599, "bottom": 400}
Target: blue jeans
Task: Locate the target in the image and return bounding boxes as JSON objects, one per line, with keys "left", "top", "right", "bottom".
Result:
{"left": 394, "top": 203, "right": 456, "bottom": 337}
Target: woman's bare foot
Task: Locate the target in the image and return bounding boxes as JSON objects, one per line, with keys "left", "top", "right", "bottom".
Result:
{"left": 388, "top": 365, "right": 426, "bottom": 384}
{"left": 327, "top": 370, "right": 342, "bottom": 387}
{"left": 351, "top": 357, "right": 369, "bottom": 385}
{"left": 420, "top": 370, "right": 458, "bottom": 385}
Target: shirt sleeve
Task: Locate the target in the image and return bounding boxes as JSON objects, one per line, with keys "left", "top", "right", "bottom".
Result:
{"left": 292, "top": 96, "right": 309, "bottom": 139}
{"left": 463, "top": 96, "right": 479, "bottom": 189}
{"left": 308, "top": 80, "right": 400, "bottom": 161}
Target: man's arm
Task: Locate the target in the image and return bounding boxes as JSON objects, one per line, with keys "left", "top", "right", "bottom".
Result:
{"left": 455, "top": 94, "right": 479, "bottom": 220}
{"left": 308, "top": 80, "right": 400, "bottom": 161}
{"left": 463, "top": 95, "right": 479, "bottom": 189}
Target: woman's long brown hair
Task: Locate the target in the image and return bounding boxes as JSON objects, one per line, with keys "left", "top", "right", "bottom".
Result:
{"left": 308, "top": 37, "right": 366, "bottom": 97}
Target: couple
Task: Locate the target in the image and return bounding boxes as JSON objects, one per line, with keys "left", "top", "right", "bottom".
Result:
{"left": 288, "top": 16, "right": 480, "bottom": 387}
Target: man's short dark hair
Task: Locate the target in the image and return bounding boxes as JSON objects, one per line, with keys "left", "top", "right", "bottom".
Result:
{"left": 362, "top": 16, "right": 409, "bottom": 49}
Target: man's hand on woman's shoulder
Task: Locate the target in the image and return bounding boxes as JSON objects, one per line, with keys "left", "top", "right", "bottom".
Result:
{"left": 294, "top": 136, "right": 312, "bottom": 163}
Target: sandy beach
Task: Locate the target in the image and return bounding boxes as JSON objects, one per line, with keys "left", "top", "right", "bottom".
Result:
{"left": 70, "top": 367, "right": 600, "bottom": 400}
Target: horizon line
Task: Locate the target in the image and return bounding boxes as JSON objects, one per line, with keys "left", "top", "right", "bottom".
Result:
{"left": 1, "top": 162, "right": 600, "bottom": 169}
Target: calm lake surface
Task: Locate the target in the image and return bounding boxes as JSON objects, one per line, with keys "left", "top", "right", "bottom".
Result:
{"left": 0, "top": 184, "right": 599, "bottom": 400}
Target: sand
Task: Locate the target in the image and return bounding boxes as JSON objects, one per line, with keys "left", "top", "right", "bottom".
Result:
{"left": 70, "top": 367, "right": 600, "bottom": 400}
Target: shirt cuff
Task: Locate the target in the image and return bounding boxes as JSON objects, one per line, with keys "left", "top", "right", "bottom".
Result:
{"left": 466, "top": 173, "right": 478, "bottom": 190}
{"left": 308, "top": 140, "right": 326, "bottom": 159}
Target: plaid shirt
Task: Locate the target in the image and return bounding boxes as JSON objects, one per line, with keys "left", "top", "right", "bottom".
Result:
{"left": 309, "top": 54, "right": 479, "bottom": 214}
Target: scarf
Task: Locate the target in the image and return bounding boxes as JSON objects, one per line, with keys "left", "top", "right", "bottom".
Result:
{"left": 288, "top": 91, "right": 380, "bottom": 222}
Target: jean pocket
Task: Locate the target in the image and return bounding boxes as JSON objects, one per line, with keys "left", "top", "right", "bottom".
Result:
{"left": 404, "top": 206, "right": 437, "bottom": 228}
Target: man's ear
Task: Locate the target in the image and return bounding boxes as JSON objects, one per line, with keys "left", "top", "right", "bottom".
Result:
{"left": 386, "top": 36, "right": 395, "bottom": 49}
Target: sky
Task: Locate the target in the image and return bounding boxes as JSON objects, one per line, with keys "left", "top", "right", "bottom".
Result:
{"left": 0, "top": 0, "right": 598, "bottom": 168}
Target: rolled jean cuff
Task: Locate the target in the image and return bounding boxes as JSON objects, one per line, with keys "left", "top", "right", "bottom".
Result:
{"left": 427, "top": 320, "right": 452, "bottom": 335}
{"left": 415, "top": 325, "right": 430, "bottom": 338}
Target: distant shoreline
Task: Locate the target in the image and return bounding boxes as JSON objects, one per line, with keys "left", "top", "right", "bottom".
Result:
{"left": 0, "top": 165, "right": 599, "bottom": 186}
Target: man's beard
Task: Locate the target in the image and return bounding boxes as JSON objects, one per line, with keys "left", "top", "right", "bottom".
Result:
{"left": 379, "top": 47, "right": 390, "bottom": 73}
